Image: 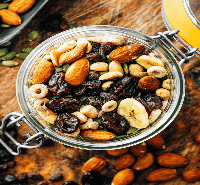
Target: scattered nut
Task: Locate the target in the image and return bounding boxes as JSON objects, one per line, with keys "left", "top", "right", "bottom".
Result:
{"left": 115, "top": 153, "right": 135, "bottom": 170}
{"left": 80, "top": 105, "right": 99, "bottom": 118}
{"left": 82, "top": 157, "right": 106, "bottom": 172}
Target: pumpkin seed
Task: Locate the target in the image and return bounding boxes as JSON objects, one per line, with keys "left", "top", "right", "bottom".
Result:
{"left": 16, "top": 53, "right": 29, "bottom": 60}
{"left": 1, "top": 24, "right": 10, "bottom": 28}
{"left": 0, "top": 41, "right": 11, "bottom": 47}
{"left": 28, "top": 31, "right": 39, "bottom": 41}
{"left": 2, "top": 60, "right": 19, "bottom": 67}
{"left": 0, "top": 3, "right": 9, "bottom": 9}
{"left": 0, "top": 51, "right": 16, "bottom": 61}
{"left": 0, "top": 48, "right": 8, "bottom": 57}
{"left": 123, "top": 63, "right": 129, "bottom": 74}
{"left": 62, "top": 64, "right": 70, "bottom": 72}
{"left": 54, "top": 67, "right": 63, "bottom": 73}
{"left": 22, "top": 47, "right": 34, "bottom": 54}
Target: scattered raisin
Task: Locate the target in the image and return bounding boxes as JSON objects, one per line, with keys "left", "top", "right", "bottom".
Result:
{"left": 81, "top": 170, "right": 103, "bottom": 185}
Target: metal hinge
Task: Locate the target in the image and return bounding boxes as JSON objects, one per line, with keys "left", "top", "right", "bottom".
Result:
{"left": 0, "top": 112, "right": 44, "bottom": 156}
{"left": 152, "top": 30, "right": 198, "bottom": 66}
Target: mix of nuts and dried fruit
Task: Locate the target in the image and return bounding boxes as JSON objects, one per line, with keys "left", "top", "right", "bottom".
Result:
{"left": 27, "top": 35, "right": 174, "bottom": 140}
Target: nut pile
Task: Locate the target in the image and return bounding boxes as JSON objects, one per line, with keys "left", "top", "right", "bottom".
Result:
{"left": 27, "top": 35, "right": 174, "bottom": 140}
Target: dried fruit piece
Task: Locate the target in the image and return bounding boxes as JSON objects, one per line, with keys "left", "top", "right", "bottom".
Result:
{"left": 82, "top": 157, "right": 106, "bottom": 172}
{"left": 146, "top": 134, "right": 165, "bottom": 149}
{"left": 115, "top": 154, "right": 135, "bottom": 170}
{"left": 146, "top": 168, "right": 178, "bottom": 182}
{"left": 8, "top": 0, "right": 36, "bottom": 14}
{"left": 0, "top": 9, "right": 21, "bottom": 25}
{"left": 132, "top": 153, "right": 154, "bottom": 171}
{"left": 130, "top": 142, "right": 147, "bottom": 158}
{"left": 65, "top": 57, "right": 90, "bottom": 86}
{"left": 117, "top": 98, "right": 149, "bottom": 129}
{"left": 109, "top": 44, "right": 145, "bottom": 63}
{"left": 80, "top": 130, "right": 116, "bottom": 141}
{"left": 107, "top": 147, "right": 129, "bottom": 156}
{"left": 157, "top": 153, "right": 189, "bottom": 168}
{"left": 59, "top": 43, "right": 87, "bottom": 65}
{"left": 111, "top": 168, "right": 134, "bottom": 185}
{"left": 182, "top": 168, "right": 200, "bottom": 182}
{"left": 32, "top": 60, "right": 54, "bottom": 85}
{"left": 138, "top": 76, "right": 160, "bottom": 91}
{"left": 136, "top": 55, "right": 164, "bottom": 69}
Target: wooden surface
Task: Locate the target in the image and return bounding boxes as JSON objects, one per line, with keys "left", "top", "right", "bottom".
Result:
{"left": 1, "top": 0, "right": 200, "bottom": 184}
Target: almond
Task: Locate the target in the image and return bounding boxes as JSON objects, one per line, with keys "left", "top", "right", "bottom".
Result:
{"left": 59, "top": 42, "right": 87, "bottom": 65}
{"left": 8, "top": 0, "right": 36, "bottom": 14}
{"left": 195, "top": 132, "right": 200, "bottom": 144}
{"left": 146, "top": 168, "right": 178, "bottom": 182}
{"left": 138, "top": 76, "right": 160, "bottom": 91}
{"left": 107, "top": 147, "right": 129, "bottom": 156}
{"left": 146, "top": 134, "right": 165, "bottom": 149}
{"left": 182, "top": 168, "right": 200, "bottom": 182}
{"left": 130, "top": 142, "right": 147, "bottom": 158}
{"left": 0, "top": 9, "right": 21, "bottom": 25}
{"left": 32, "top": 60, "right": 54, "bottom": 85}
{"left": 82, "top": 157, "right": 106, "bottom": 172}
{"left": 109, "top": 44, "right": 145, "bottom": 63}
{"left": 132, "top": 153, "right": 154, "bottom": 171}
{"left": 115, "top": 153, "right": 135, "bottom": 170}
{"left": 80, "top": 130, "right": 116, "bottom": 141}
{"left": 157, "top": 153, "right": 189, "bottom": 168}
{"left": 111, "top": 168, "right": 134, "bottom": 185}
{"left": 65, "top": 57, "right": 90, "bottom": 86}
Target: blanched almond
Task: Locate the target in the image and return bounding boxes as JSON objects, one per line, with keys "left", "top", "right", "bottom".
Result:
{"left": 99, "top": 71, "right": 123, "bottom": 80}
{"left": 90, "top": 62, "right": 108, "bottom": 71}
{"left": 109, "top": 61, "right": 124, "bottom": 74}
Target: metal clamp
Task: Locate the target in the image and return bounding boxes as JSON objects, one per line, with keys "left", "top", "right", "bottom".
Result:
{"left": 0, "top": 112, "right": 44, "bottom": 156}
{"left": 152, "top": 30, "right": 198, "bottom": 66}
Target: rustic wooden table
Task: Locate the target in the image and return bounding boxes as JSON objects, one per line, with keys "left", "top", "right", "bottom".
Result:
{"left": 1, "top": 0, "right": 200, "bottom": 184}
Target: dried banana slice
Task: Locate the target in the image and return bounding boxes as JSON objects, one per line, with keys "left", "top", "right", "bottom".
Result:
{"left": 117, "top": 98, "right": 149, "bottom": 129}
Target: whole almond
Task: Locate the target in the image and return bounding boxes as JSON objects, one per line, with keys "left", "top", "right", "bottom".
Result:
{"left": 65, "top": 57, "right": 90, "bottom": 86}
{"left": 157, "top": 153, "right": 189, "bottom": 168}
{"left": 146, "top": 134, "right": 165, "bottom": 149}
{"left": 107, "top": 147, "right": 129, "bottom": 157}
{"left": 132, "top": 153, "right": 154, "bottom": 171}
{"left": 32, "top": 60, "right": 54, "bottom": 85}
{"left": 109, "top": 44, "right": 145, "bottom": 63}
{"left": 130, "top": 142, "right": 147, "bottom": 158}
{"left": 82, "top": 157, "right": 106, "bottom": 172}
{"left": 115, "top": 153, "right": 135, "bottom": 170}
{"left": 80, "top": 130, "right": 116, "bottom": 141}
{"left": 182, "top": 168, "right": 200, "bottom": 182}
{"left": 0, "top": 9, "right": 21, "bottom": 25}
{"left": 147, "top": 168, "right": 178, "bottom": 182}
{"left": 111, "top": 168, "right": 134, "bottom": 185}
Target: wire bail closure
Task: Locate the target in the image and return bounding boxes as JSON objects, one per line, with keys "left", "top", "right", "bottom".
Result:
{"left": 152, "top": 30, "right": 198, "bottom": 66}
{"left": 0, "top": 112, "right": 44, "bottom": 156}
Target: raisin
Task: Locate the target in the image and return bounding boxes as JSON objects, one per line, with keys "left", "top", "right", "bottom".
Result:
{"left": 83, "top": 80, "right": 101, "bottom": 90}
{"left": 99, "top": 42, "right": 116, "bottom": 59}
{"left": 46, "top": 98, "right": 81, "bottom": 114}
{"left": 84, "top": 96, "right": 102, "bottom": 109}
{"left": 54, "top": 113, "right": 80, "bottom": 134}
{"left": 81, "top": 171, "right": 103, "bottom": 185}
{"left": 100, "top": 92, "right": 118, "bottom": 104}
{"left": 47, "top": 72, "right": 71, "bottom": 96}
{"left": 100, "top": 112, "right": 130, "bottom": 135}
{"left": 85, "top": 53, "right": 102, "bottom": 62}
{"left": 62, "top": 181, "right": 79, "bottom": 185}
{"left": 91, "top": 42, "right": 101, "bottom": 53}
{"left": 86, "top": 72, "right": 100, "bottom": 80}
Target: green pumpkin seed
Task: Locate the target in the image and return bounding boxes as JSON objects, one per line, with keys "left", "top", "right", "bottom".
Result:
{"left": 89, "top": 70, "right": 96, "bottom": 74}
{"left": 80, "top": 96, "right": 87, "bottom": 102}
{"left": 123, "top": 63, "right": 129, "bottom": 74}
{"left": 2, "top": 60, "right": 19, "bottom": 67}
{"left": 0, "top": 48, "right": 8, "bottom": 57}
{"left": 0, "top": 3, "right": 9, "bottom": 9}
{"left": 62, "top": 64, "right": 70, "bottom": 72}
{"left": 1, "top": 24, "right": 10, "bottom": 28}
{"left": 0, "top": 51, "right": 16, "bottom": 61}
{"left": 99, "top": 71, "right": 108, "bottom": 75}
{"left": 28, "top": 31, "right": 39, "bottom": 41}
{"left": 0, "top": 41, "right": 11, "bottom": 47}
{"left": 54, "top": 67, "right": 63, "bottom": 73}
{"left": 16, "top": 53, "right": 29, "bottom": 60}
{"left": 22, "top": 47, "right": 34, "bottom": 54}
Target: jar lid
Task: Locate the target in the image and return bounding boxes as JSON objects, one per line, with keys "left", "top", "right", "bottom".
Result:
{"left": 162, "top": 0, "right": 200, "bottom": 54}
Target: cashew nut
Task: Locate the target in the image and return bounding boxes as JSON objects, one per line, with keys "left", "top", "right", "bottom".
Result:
{"left": 80, "top": 118, "right": 99, "bottom": 130}
{"left": 162, "top": 79, "right": 175, "bottom": 90}
{"left": 156, "top": 88, "right": 171, "bottom": 100}
{"left": 80, "top": 105, "right": 99, "bottom": 118}
{"left": 102, "top": 100, "right": 118, "bottom": 112}
{"left": 72, "top": 111, "right": 88, "bottom": 123}
{"left": 102, "top": 81, "right": 114, "bottom": 91}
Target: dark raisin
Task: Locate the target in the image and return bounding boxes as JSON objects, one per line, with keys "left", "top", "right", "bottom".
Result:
{"left": 91, "top": 42, "right": 101, "bottom": 53}
{"left": 49, "top": 173, "right": 63, "bottom": 182}
{"left": 100, "top": 112, "right": 130, "bottom": 135}
{"left": 27, "top": 172, "right": 43, "bottom": 180}
{"left": 0, "top": 164, "right": 7, "bottom": 173}
{"left": 47, "top": 72, "right": 71, "bottom": 96}
{"left": 73, "top": 86, "right": 87, "bottom": 96}
{"left": 3, "top": 174, "right": 19, "bottom": 183}
{"left": 81, "top": 170, "right": 103, "bottom": 185}
{"left": 99, "top": 43, "right": 116, "bottom": 59}
{"left": 54, "top": 113, "right": 80, "bottom": 134}
{"left": 17, "top": 172, "right": 27, "bottom": 182}
{"left": 83, "top": 96, "right": 102, "bottom": 109}
{"left": 86, "top": 72, "right": 100, "bottom": 80}
{"left": 62, "top": 181, "right": 79, "bottom": 185}
{"left": 46, "top": 98, "right": 81, "bottom": 114}
{"left": 85, "top": 53, "right": 102, "bottom": 62}
{"left": 83, "top": 80, "right": 101, "bottom": 90}
{"left": 100, "top": 92, "right": 118, "bottom": 104}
